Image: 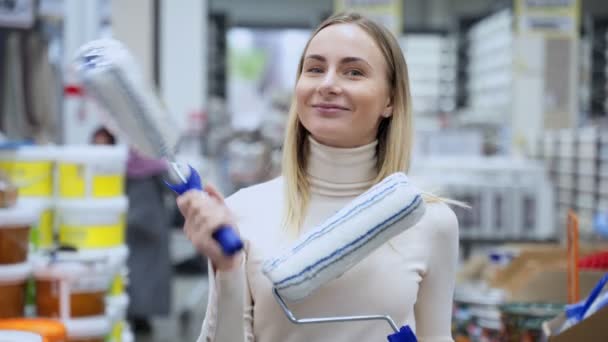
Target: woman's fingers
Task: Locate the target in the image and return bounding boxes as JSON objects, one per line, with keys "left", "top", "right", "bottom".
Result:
{"left": 203, "top": 183, "right": 225, "bottom": 204}
{"left": 176, "top": 187, "right": 241, "bottom": 271}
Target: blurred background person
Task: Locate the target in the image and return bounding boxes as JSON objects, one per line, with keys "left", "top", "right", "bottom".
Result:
{"left": 90, "top": 126, "right": 116, "bottom": 145}
{"left": 90, "top": 126, "right": 173, "bottom": 333}
{"left": 124, "top": 147, "right": 172, "bottom": 334}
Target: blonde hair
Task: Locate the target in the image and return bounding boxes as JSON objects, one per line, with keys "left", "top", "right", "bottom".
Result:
{"left": 282, "top": 12, "right": 438, "bottom": 234}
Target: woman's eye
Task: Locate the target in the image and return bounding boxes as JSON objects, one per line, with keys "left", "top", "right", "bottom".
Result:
{"left": 306, "top": 67, "right": 323, "bottom": 73}
{"left": 346, "top": 69, "right": 364, "bottom": 77}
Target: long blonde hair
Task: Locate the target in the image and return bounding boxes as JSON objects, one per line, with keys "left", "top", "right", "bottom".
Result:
{"left": 282, "top": 12, "right": 425, "bottom": 234}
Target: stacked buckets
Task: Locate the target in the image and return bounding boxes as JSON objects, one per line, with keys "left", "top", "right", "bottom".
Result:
{"left": 0, "top": 144, "right": 133, "bottom": 342}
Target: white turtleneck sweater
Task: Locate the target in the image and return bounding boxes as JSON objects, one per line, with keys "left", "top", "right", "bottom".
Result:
{"left": 197, "top": 138, "right": 459, "bottom": 342}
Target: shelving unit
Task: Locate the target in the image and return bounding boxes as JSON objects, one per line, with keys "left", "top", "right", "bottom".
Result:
{"left": 400, "top": 33, "right": 457, "bottom": 115}
{"left": 540, "top": 126, "right": 608, "bottom": 240}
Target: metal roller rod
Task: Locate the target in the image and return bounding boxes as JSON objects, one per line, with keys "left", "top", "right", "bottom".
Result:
{"left": 170, "top": 162, "right": 187, "bottom": 183}
{"left": 272, "top": 287, "right": 400, "bottom": 333}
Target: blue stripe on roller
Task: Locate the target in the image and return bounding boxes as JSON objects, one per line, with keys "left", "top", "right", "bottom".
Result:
{"left": 264, "top": 178, "right": 406, "bottom": 271}
{"left": 265, "top": 175, "right": 405, "bottom": 270}
{"left": 275, "top": 194, "right": 422, "bottom": 289}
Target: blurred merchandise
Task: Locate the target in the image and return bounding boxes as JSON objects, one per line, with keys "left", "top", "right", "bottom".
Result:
{"left": 411, "top": 156, "right": 554, "bottom": 241}
{"left": 594, "top": 212, "right": 608, "bottom": 238}
{"left": 501, "top": 303, "right": 563, "bottom": 342}
{"left": 454, "top": 242, "right": 608, "bottom": 341}
{"left": 0, "top": 261, "right": 32, "bottom": 318}
{"left": 0, "top": 202, "right": 37, "bottom": 265}
{"left": 29, "top": 247, "right": 128, "bottom": 342}
{"left": 539, "top": 126, "right": 607, "bottom": 241}
{"left": 400, "top": 33, "right": 456, "bottom": 115}
{"left": 56, "top": 197, "right": 128, "bottom": 250}
{"left": 0, "top": 330, "right": 43, "bottom": 342}
{"left": 62, "top": 316, "right": 111, "bottom": 342}
{"left": 55, "top": 146, "right": 128, "bottom": 199}
{"left": 20, "top": 198, "right": 54, "bottom": 251}
{"left": 466, "top": 10, "right": 512, "bottom": 115}
{"left": 225, "top": 130, "right": 273, "bottom": 191}
{"left": 203, "top": 96, "right": 233, "bottom": 157}
{"left": 0, "top": 170, "right": 18, "bottom": 208}
{"left": 33, "top": 251, "right": 115, "bottom": 318}
{"left": 260, "top": 90, "right": 291, "bottom": 149}
{"left": 0, "top": 145, "right": 56, "bottom": 198}
{"left": 543, "top": 274, "right": 608, "bottom": 342}
{"left": 0, "top": 139, "right": 131, "bottom": 341}
{"left": 0, "top": 318, "right": 67, "bottom": 342}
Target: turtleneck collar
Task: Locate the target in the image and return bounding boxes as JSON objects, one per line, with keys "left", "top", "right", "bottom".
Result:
{"left": 306, "top": 136, "right": 378, "bottom": 197}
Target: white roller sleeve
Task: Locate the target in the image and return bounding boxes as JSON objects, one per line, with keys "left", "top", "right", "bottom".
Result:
{"left": 73, "top": 38, "right": 180, "bottom": 160}
{"left": 263, "top": 172, "right": 426, "bottom": 302}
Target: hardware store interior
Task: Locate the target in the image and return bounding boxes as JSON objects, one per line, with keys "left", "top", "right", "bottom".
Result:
{"left": 1, "top": 0, "right": 608, "bottom": 341}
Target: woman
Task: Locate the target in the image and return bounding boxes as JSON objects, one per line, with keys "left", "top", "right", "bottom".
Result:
{"left": 178, "top": 12, "right": 459, "bottom": 342}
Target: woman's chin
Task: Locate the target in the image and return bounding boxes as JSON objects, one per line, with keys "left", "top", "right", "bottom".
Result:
{"left": 308, "top": 130, "right": 349, "bottom": 147}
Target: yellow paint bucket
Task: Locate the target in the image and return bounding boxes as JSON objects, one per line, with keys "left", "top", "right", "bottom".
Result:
{"left": 56, "top": 146, "right": 127, "bottom": 199}
{"left": 0, "top": 146, "right": 56, "bottom": 197}
{"left": 56, "top": 198, "right": 128, "bottom": 250}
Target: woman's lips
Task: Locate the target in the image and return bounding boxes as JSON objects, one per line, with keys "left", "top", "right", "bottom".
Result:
{"left": 312, "top": 103, "right": 349, "bottom": 115}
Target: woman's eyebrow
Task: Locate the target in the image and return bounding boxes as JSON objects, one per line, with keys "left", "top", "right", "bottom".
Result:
{"left": 304, "top": 54, "right": 326, "bottom": 62}
{"left": 304, "top": 54, "right": 371, "bottom": 68}
{"left": 340, "top": 56, "right": 372, "bottom": 68}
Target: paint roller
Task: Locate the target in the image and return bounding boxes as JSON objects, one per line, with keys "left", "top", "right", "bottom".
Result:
{"left": 72, "top": 38, "right": 243, "bottom": 256}
{"left": 263, "top": 172, "right": 426, "bottom": 341}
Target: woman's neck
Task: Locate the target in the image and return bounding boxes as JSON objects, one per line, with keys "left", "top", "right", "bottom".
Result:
{"left": 305, "top": 135, "right": 378, "bottom": 197}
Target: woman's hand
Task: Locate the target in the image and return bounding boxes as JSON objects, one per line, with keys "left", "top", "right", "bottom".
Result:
{"left": 176, "top": 184, "right": 242, "bottom": 271}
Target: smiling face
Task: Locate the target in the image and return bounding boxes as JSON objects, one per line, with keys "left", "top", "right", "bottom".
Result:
{"left": 295, "top": 23, "right": 393, "bottom": 148}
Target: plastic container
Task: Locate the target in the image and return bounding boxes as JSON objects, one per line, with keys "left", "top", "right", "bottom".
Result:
{"left": 109, "top": 269, "right": 128, "bottom": 297}
{"left": 0, "top": 146, "right": 56, "bottom": 197}
{"left": 33, "top": 253, "right": 114, "bottom": 319}
{"left": 0, "top": 172, "right": 18, "bottom": 208}
{"left": 106, "top": 294, "right": 129, "bottom": 342}
{"left": 122, "top": 323, "right": 134, "bottom": 342}
{"left": 0, "top": 261, "right": 32, "bottom": 318}
{"left": 59, "top": 246, "right": 128, "bottom": 269}
{"left": 0, "top": 318, "right": 67, "bottom": 342}
{"left": 56, "top": 146, "right": 127, "bottom": 199}
{"left": 56, "top": 197, "right": 128, "bottom": 250}
{"left": 20, "top": 199, "right": 55, "bottom": 250}
{"left": 73, "top": 246, "right": 129, "bottom": 296}
{"left": 64, "top": 316, "right": 111, "bottom": 342}
{"left": 0, "top": 330, "right": 43, "bottom": 342}
{"left": 0, "top": 204, "right": 37, "bottom": 264}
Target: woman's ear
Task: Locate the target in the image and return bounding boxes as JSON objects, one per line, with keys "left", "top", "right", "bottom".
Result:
{"left": 383, "top": 97, "right": 393, "bottom": 118}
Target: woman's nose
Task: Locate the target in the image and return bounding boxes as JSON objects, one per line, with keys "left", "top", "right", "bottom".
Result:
{"left": 318, "top": 70, "right": 341, "bottom": 96}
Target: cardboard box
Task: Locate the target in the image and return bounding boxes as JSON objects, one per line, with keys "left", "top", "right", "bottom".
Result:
{"left": 543, "top": 306, "right": 608, "bottom": 341}
{"left": 486, "top": 244, "right": 607, "bottom": 303}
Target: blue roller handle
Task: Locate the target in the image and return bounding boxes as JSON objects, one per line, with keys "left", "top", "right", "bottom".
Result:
{"left": 387, "top": 325, "right": 417, "bottom": 342}
{"left": 165, "top": 165, "right": 244, "bottom": 256}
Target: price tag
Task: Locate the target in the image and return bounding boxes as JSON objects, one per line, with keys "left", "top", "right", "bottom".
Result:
{"left": 515, "top": 0, "right": 580, "bottom": 38}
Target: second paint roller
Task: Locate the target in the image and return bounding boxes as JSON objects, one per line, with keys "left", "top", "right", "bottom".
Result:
{"left": 73, "top": 38, "right": 243, "bottom": 256}
{"left": 263, "top": 172, "right": 426, "bottom": 341}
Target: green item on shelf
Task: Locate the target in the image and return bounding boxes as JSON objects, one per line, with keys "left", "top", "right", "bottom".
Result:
{"left": 501, "top": 303, "right": 563, "bottom": 341}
